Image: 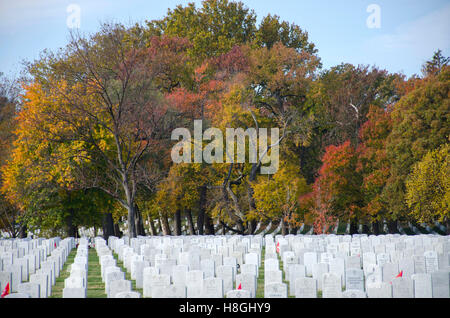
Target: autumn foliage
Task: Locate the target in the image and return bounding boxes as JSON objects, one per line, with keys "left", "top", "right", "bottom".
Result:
{"left": 0, "top": 0, "right": 449, "bottom": 237}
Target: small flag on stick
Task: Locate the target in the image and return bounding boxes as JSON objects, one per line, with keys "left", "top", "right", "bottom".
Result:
{"left": 237, "top": 283, "right": 242, "bottom": 290}
{"left": 276, "top": 242, "right": 280, "bottom": 254}
{"left": 1, "top": 283, "right": 10, "bottom": 298}
{"left": 389, "top": 271, "right": 403, "bottom": 284}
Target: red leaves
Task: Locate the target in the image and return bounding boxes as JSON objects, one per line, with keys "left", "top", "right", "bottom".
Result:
{"left": 302, "top": 141, "right": 362, "bottom": 232}
{"left": 210, "top": 45, "right": 250, "bottom": 76}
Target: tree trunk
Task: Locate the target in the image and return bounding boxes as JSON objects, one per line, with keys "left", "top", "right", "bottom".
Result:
{"left": 247, "top": 164, "right": 259, "bottom": 235}
{"left": 102, "top": 213, "right": 115, "bottom": 241}
{"left": 197, "top": 186, "right": 207, "bottom": 235}
{"left": 127, "top": 203, "right": 137, "bottom": 238}
{"left": 174, "top": 210, "right": 182, "bottom": 236}
{"left": 157, "top": 217, "right": 163, "bottom": 234}
{"left": 445, "top": 217, "right": 450, "bottom": 235}
{"left": 19, "top": 223, "right": 27, "bottom": 239}
{"left": 281, "top": 217, "right": 287, "bottom": 236}
{"left": 114, "top": 223, "right": 122, "bottom": 238}
{"left": 160, "top": 213, "right": 171, "bottom": 236}
{"left": 204, "top": 213, "right": 215, "bottom": 236}
{"left": 387, "top": 220, "right": 398, "bottom": 234}
{"left": 134, "top": 204, "right": 146, "bottom": 236}
{"left": 248, "top": 220, "right": 257, "bottom": 235}
{"left": 66, "top": 208, "right": 78, "bottom": 238}
{"left": 362, "top": 224, "right": 371, "bottom": 234}
{"left": 185, "top": 209, "right": 196, "bottom": 235}
{"left": 349, "top": 220, "right": 359, "bottom": 235}
{"left": 148, "top": 217, "right": 157, "bottom": 236}
{"left": 221, "top": 185, "right": 245, "bottom": 235}
{"left": 372, "top": 221, "right": 380, "bottom": 235}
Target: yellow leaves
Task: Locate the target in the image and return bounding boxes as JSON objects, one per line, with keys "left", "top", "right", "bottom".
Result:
{"left": 1, "top": 79, "right": 99, "bottom": 209}
{"left": 252, "top": 160, "right": 309, "bottom": 221}
{"left": 406, "top": 143, "right": 449, "bottom": 223}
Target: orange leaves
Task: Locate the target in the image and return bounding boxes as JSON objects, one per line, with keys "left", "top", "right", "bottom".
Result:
{"left": 166, "top": 87, "right": 203, "bottom": 118}
{"left": 303, "top": 140, "right": 363, "bottom": 228}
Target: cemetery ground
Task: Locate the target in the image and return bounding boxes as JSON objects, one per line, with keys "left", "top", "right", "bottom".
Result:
{"left": 1, "top": 234, "right": 450, "bottom": 300}
{"left": 47, "top": 245, "right": 310, "bottom": 298}
{"left": 50, "top": 248, "right": 106, "bottom": 298}
{"left": 47, "top": 245, "right": 286, "bottom": 298}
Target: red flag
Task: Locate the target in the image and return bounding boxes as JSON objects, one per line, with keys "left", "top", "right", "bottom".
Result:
{"left": 276, "top": 242, "right": 280, "bottom": 254}
{"left": 389, "top": 271, "right": 403, "bottom": 284}
{"left": 54, "top": 242, "right": 57, "bottom": 248}
{"left": 237, "top": 283, "right": 242, "bottom": 290}
{"left": 1, "top": 283, "right": 10, "bottom": 298}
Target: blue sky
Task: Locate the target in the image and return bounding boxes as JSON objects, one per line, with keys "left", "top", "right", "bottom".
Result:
{"left": 0, "top": 0, "right": 449, "bottom": 78}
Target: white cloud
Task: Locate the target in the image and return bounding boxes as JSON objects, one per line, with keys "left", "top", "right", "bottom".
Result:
{"left": 363, "top": 3, "right": 450, "bottom": 74}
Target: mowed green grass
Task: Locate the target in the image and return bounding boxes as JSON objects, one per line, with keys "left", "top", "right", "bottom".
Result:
{"left": 50, "top": 248, "right": 107, "bottom": 298}
{"left": 87, "top": 249, "right": 107, "bottom": 298}
{"left": 49, "top": 249, "right": 76, "bottom": 298}
{"left": 50, "top": 244, "right": 308, "bottom": 298}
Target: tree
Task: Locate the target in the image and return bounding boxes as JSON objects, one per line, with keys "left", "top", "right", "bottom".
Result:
{"left": 422, "top": 49, "right": 449, "bottom": 77}
{"left": 13, "top": 23, "right": 192, "bottom": 238}
{"left": 252, "top": 162, "right": 309, "bottom": 235}
{"left": 0, "top": 73, "right": 23, "bottom": 237}
{"left": 357, "top": 105, "right": 393, "bottom": 233}
{"left": 1, "top": 79, "right": 119, "bottom": 238}
{"left": 406, "top": 144, "right": 449, "bottom": 233}
{"left": 308, "top": 64, "right": 399, "bottom": 147}
{"left": 254, "top": 14, "right": 318, "bottom": 55}
{"left": 201, "top": 41, "right": 319, "bottom": 234}
{"left": 144, "top": 0, "right": 257, "bottom": 61}
{"left": 308, "top": 141, "right": 363, "bottom": 234}
{"left": 384, "top": 65, "right": 450, "bottom": 223}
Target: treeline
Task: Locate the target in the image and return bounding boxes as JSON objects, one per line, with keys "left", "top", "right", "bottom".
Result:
{"left": 0, "top": 0, "right": 448, "bottom": 238}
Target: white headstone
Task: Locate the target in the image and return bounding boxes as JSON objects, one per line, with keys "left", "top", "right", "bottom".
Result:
{"left": 63, "top": 287, "right": 87, "bottom": 298}
{"left": 431, "top": 270, "right": 450, "bottom": 298}
{"left": 382, "top": 262, "right": 399, "bottom": 283}
{"left": 392, "top": 278, "right": 414, "bottom": 298}
{"left": 367, "top": 282, "right": 392, "bottom": 298}
{"left": 235, "top": 273, "right": 256, "bottom": 298}
{"left": 322, "top": 273, "right": 342, "bottom": 298}
{"left": 342, "top": 289, "right": 366, "bottom": 298}
{"left": 17, "top": 282, "right": 40, "bottom": 298}
{"left": 345, "top": 268, "right": 364, "bottom": 291}
{"left": 202, "top": 277, "right": 224, "bottom": 298}
{"left": 186, "top": 270, "right": 204, "bottom": 298}
{"left": 411, "top": 273, "right": 432, "bottom": 298}
{"left": 312, "top": 263, "right": 329, "bottom": 291}
{"left": 216, "top": 265, "right": 234, "bottom": 294}
{"left": 264, "top": 282, "right": 287, "bottom": 298}
{"left": 109, "top": 279, "right": 132, "bottom": 298}
{"left": 226, "top": 289, "right": 251, "bottom": 298}
{"left": 115, "top": 291, "right": 141, "bottom": 298}
{"left": 424, "top": 251, "right": 439, "bottom": 274}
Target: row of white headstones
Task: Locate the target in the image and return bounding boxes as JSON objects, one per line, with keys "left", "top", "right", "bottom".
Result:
{"left": 2, "top": 233, "right": 450, "bottom": 298}
{"left": 0, "top": 237, "right": 76, "bottom": 298}
{"left": 96, "top": 234, "right": 450, "bottom": 298}
{"left": 61, "top": 239, "right": 90, "bottom": 298}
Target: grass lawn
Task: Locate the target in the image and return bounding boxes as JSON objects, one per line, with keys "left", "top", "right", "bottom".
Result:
{"left": 49, "top": 248, "right": 107, "bottom": 298}
{"left": 87, "top": 249, "right": 107, "bottom": 298}
{"left": 49, "top": 249, "right": 76, "bottom": 298}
